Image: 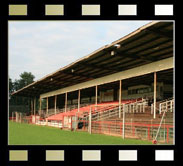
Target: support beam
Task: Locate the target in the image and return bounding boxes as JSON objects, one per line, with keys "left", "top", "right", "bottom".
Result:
{"left": 64, "top": 71, "right": 94, "bottom": 79}
{"left": 95, "top": 85, "right": 98, "bottom": 105}
{"left": 15, "top": 112, "right": 18, "bottom": 122}
{"left": 65, "top": 92, "right": 67, "bottom": 112}
{"left": 119, "top": 80, "right": 122, "bottom": 118}
{"left": 54, "top": 95, "right": 57, "bottom": 115}
{"left": 145, "top": 28, "right": 172, "bottom": 39}
{"left": 154, "top": 72, "right": 157, "bottom": 119}
{"left": 116, "top": 50, "right": 153, "bottom": 62}
{"left": 89, "top": 107, "right": 92, "bottom": 134}
{"left": 46, "top": 97, "right": 48, "bottom": 116}
{"left": 31, "top": 99, "right": 33, "bottom": 115}
{"left": 95, "top": 85, "right": 98, "bottom": 112}
{"left": 34, "top": 98, "right": 36, "bottom": 116}
{"left": 12, "top": 112, "right": 14, "bottom": 122}
{"left": 122, "top": 104, "right": 125, "bottom": 139}
{"left": 39, "top": 97, "right": 42, "bottom": 116}
{"left": 78, "top": 62, "right": 120, "bottom": 73}
{"left": 78, "top": 90, "right": 80, "bottom": 112}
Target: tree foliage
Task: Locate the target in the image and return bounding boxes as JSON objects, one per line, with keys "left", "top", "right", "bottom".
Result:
{"left": 9, "top": 78, "right": 14, "bottom": 95}
{"left": 9, "top": 72, "right": 47, "bottom": 116}
{"left": 9, "top": 71, "right": 35, "bottom": 107}
{"left": 12, "top": 72, "right": 35, "bottom": 92}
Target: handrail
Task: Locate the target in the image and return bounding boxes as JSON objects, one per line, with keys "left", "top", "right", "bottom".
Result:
{"left": 151, "top": 98, "right": 174, "bottom": 114}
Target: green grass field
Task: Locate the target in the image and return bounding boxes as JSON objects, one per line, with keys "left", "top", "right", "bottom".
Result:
{"left": 9, "top": 121, "right": 152, "bottom": 145}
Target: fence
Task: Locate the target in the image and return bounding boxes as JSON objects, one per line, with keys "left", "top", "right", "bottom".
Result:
{"left": 10, "top": 112, "right": 32, "bottom": 123}
{"left": 76, "top": 118, "right": 173, "bottom": 144}
{"left": 76, "top": 101, "right": 173, "bottom": 144}
{"left": 151, "top": 98, "right": 174, "bottom": 114}
{"left": 159, "top": 99, "right": 174, "bottom": 114}
{"left": 9, "top": 99, "right": 174, "bottom": 144}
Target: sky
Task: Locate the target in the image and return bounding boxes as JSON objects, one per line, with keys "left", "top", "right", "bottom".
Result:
{"left": 9, "top": 21, "right": 151, "bottom": 81}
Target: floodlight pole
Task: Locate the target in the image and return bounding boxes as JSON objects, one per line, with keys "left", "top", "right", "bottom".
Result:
{"left": 54, "top": 95, "right": 57, "bottom": 115}
{"left": 119, "top": 80, "right": 122, "bottom": 118}
{"left": 154, "top": 72, "right": 157, "bottom": 119}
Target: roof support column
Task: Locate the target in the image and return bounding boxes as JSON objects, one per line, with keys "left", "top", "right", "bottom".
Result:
{"left": 78, "top": 90, "right": 80, "bottom": 112}
{"left": 119, "top": 80, "right": 122, "bottom": 118}
{"left": 31, "top": 98, "right": 33, "bottom": 115}
{"left": 65, "top": 92, "right": 67, "bottom": 113}
{"left": 39, "top": 97, "right": 42, "bottom": 116}
{"left": 46, "top": 97, "right": 48, "bottom": 116}
{"left": 95, "top": 85, "right": 98, "bottom": 105}
{"left": 122, "top": 103, "right": 125, "bottom": 139}
{"left": 154, "top": 72, "right": 157, "bottom": 119}
{"left": 34, "top": 98, "right": 36, "bottom": 116}
{"left": 54, "top": 95, "right": 57, "bottom": 115}
{"left": 95, "top": 85, "right": 98, "bottom": 111}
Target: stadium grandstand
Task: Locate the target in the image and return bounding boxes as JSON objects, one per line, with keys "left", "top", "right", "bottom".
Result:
{"left": 10, "top": 21, "right": 174, "bottom": 144}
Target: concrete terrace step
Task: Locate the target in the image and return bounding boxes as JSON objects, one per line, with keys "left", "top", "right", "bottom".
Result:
{"left": 102, "top": 115, "right": 173, "bottom": 124}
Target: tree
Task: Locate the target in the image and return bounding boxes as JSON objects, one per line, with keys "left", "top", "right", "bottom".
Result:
{"left": 9, "top": 72, "right": 35, "bottom": 115}
{"left": 14, "top": 72, "right": 35, "bottom": 91}
{"left": 9, "top": 78, "right": 14, "bottom": 95}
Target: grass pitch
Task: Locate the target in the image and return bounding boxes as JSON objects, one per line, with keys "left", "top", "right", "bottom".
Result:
{"left": 9, "top": 121, "right": 152, "bottom": 145}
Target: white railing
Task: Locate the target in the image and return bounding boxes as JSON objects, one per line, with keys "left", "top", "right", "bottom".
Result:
{"left": 39, "top": 108, "right": 62, "bottom": 118}
{"left": 125, "top": 100, "right": 148, "bottom": 113}
{"left": 36, "top": 120, "right": 62, "bottom": 128}
{"left": 89, "top": 99, "right": 148, "bottom": 121}
{"left": 151, "top": 98, "right": 174, "bottom": 114}
{"left": 159, "top": 99, "right": 174, "bottom": 114}
{"left": 91, "top": 106, "right": 121, "bottom": 121}
{"left": 42, "top": 103, "right": 92, "bottom": 118}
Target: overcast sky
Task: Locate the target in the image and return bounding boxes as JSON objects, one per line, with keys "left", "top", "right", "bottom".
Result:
{"left": 9, "top": 21, "right": 151, "bottom": 81}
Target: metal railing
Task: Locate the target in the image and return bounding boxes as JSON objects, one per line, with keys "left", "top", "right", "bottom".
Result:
{"left": 125, "top": 100, "right": 148, "bottom": 113}
{"left": 89, "top": 99, "right": 148, "bottom": 121}
{"left": 91, "top": 105, "right": 121, "bottom": 121}
{"left": 151, "top": 98, "right": 174, "bottom": 114}
{"left": 159, "top": 99, "right": 174, "bottom": 114}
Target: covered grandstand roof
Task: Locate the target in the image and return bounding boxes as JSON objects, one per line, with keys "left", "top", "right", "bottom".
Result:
{"left": 12, "top": 21, "right": 173, "bottom": 97}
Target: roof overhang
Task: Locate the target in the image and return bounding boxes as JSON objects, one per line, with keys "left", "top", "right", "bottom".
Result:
{"left": 12, "top": 21, "right": 174, "bottom": 97}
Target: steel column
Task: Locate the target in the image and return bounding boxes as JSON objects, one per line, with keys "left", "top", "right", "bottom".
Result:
{"left": 39, "top": 97, "right": 42, "bottom": 116}
{"left": 46, "top": 97, "right": 48, "bottom": 116}
{"left": 154, "top": 72, "right": 157, "bottom": 119}
{"left": 54, "top": 95, "right": 57, "bottom": 115}
{"left": 119, "top": 80, "right": 122, "bottom": 118}
{"left": 65, "top": 92, "right": 67, "bottom": 112}
{"left": 34, "top": 98, "right": 36, "bottom": 116}
{"left": 78, "top": 90, "right": 80, "bottom": 112}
